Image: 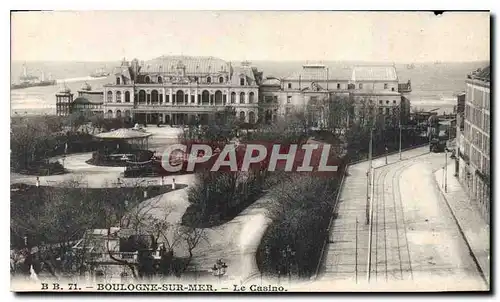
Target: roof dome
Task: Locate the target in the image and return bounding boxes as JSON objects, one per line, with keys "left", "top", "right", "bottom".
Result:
{"left": 81, "top": 82, "right": 92, "bottom": 91}
{"left": 261, "top": 77, "right": 281, "bottom": 86}
{"left": 58, "top": 85, "right": 71, "bottom": 94}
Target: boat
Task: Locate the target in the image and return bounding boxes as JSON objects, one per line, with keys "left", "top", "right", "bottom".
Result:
{"left": 90, "top": 67, "right": 110, "bottom": 78}
{"left": 10, "top": 64, "right": 56, "bottom": 90}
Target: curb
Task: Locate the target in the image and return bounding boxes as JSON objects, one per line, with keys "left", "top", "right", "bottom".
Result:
{"left": 432, "top": 169, "right": 489, "bottom": 289}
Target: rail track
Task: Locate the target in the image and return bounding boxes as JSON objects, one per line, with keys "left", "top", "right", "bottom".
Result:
{"left": 368, "top": 162, "right": 414, "bottom": 282}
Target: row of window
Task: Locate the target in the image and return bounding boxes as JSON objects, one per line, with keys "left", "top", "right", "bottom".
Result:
{"left": 118, "top": 75, "right": 248, "bottom": 86}
{"left": 467, "top": 85, "right": 490, "bottom": 110}
{"left": 465, "top": 104, "right": 490, "bottom": 133}
{"left": 286, "top": 82, "right": 395, "bottom": 90}
{"left": 106, "top": 91, "right": 131, "bottom": 103}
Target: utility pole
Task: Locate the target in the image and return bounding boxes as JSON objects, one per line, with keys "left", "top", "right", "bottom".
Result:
{"left": 399, "top": 122, "right": 402, "bottom": 160}
{"left": 366, "top": 127, "right": 373, "bottom": 225}
{"left": 444, "top": 148, "right": 448, "bottom": 193}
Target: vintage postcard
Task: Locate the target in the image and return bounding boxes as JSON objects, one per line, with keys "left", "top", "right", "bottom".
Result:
{"left": 10, "top": 10, "right": 490, "bottom": 293}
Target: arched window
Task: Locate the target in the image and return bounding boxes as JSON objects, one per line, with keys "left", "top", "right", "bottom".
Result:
{"left": 207, "top": 77, "right": 211, "bottom": 84}
{"left": 239, "top": 111, "right": 246, "bottom": 122}
{"left": 240, "top": 78, "right": 245, "bottom": 86}
{"left": 107, "top": 91, "right": 113, "bottom": 102}
{"left": 249, "top": 111, "right": 256, "bottom": 123}
{"left": 158, "top": 76, "right": 163, "bottom": 83}
{"left": 201, "top": 90, "right": 210, "bottom": 104}
{"left": 215, "top": 90, "right": 223, "bottom": 105}
{"left": 151, "top": 90, "right": 159, "bottom": 103}
{"left": 176, "top": 90, "right": 185, "bottom": 104}
{"left": 116, "top": 77, "right": 121, "bottom": 85}
{"left": 231, "top": 92, "right": 236, "bottom": 103}
{"left": 239, "top": 92, "right": 245, "bottom": 104}
{"left": 116, "top": 110, "right": 122, "bottom": 118}
{"left": 386, "top": 100, "right": 389, "bottom": 105}
{"left": 125, "top": 91, "right": 130, "bottom": 103}
{"left": 116, "top": 91, "right": 122, "bottom": 102}
{"left": 145, "top": 76, "right": 150, "bottom": 83}
{"left": 337, "top": 83, "right": 341, "bottom": 89}
{"left": 138, "top": 90, "right": 146, "bottom": 103}
{"left": 219, "top": 77, "right": 224, "bottom": 83}
{"left": 106, "top": 110, "right": 113, "bottom": 118}
{"left": 249, "top": 92, "right": 255, "bottom": 103}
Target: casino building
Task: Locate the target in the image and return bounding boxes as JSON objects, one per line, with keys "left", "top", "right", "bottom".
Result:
{"left": 102, "top": 56, "right": 262, "bottom": 125}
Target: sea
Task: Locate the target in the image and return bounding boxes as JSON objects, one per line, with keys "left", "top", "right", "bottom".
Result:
{"left": 10, "top": 60, "right": 487, "bottom": 116}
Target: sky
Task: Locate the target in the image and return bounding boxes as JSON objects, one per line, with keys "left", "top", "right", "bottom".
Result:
{"left": 11, "top": 11, "right": 490, "bottom": 63}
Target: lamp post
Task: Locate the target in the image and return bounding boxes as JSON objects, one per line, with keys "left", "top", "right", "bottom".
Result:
{"left": 385, "top": 146, "right": 388, "bottom": 165}
{"left": 211, "top": 259, "right": 227, "bottom": 283}
{"left": 282, "top": 244, "right": 295, "bottom": 284}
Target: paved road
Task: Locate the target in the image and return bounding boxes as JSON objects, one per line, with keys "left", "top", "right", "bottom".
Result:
{"left": 319, "top": 148, "right": 487, "bottom": 291}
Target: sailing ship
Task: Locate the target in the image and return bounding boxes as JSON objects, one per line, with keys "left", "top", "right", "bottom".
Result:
{"left": 11, "top": 63, "right": 56, "bottom": 90}
{"left": 90, "top": 66, "right": 110, "bottom": 78}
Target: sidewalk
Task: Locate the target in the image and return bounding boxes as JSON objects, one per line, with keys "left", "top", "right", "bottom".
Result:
{"left": 434, "top": 163, "right": 490, "bottom": 287}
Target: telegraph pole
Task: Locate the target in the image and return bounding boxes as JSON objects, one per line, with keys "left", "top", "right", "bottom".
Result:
{"left": 399, "top": 122, "right": 402, "bottom": 160}
{"left": 366, "top": 127, "right": 373, "bottom": 225}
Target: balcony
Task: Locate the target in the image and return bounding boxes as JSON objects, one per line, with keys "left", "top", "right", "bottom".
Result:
{"left": 398, "top": 81, "right": 412, "bottom": 93}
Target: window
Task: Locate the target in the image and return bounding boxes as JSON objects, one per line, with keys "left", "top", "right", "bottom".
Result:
{"left": 240, "top": 92, "right": 245, "bottom": 103}
{"left": 159, "top": 94, "right": 163, "bottom": 104}
{"left": 385, "top": 108, "right": 390, "bottom": 115}
{"left": 288, "top": 83, "right": 292, "bottom": 89}
{"left": 145, "top": 76, "right": 150, "bottom": 83}
{"left": 191, "top": 95, "right": 195, "bottom": 103}
{"left": 391, "top": 87, "right": 395, "bottom": 91}
{"left": 107, "top": 91, "right": 113, "bottom": 102}
{"left": 240, "top": 78, "right": 245, "bottom": 86}
{"left": 249, "top": 92, "right": 255, "bottom": 103}
{"left": 378, "top": 108, "right": 383, "bottom": 115}
{"left": 116, "top": 91, "right": 122, "bottom": 102}
{"left": 369, "top": 99, "right": 373, "bottom": 104}
{"left": 125, "top": 91, "right": 130, "bottom": 103}
{"left": 158, "top": 76, "right": 162, "bottom": 83}
{"left": 386, "top": 100, "right": 389, "bottom": 105}
{"left": 165, "top": 95, "right": 170, "bottom": 103}
{"left": 116, "top": 77, "right": 121, "bottom": 85}
{"left": 273, "top": 96, "right": 278, "bottom": 103}
{"left": 384, "top": 83, "right": 388, "bottom": 89}
{"left": 379, "top": 100, "right": 382, "bottom": 105}
{"left": 207, "top": 77, "right": 211, "bottom": 84}
{"left": 194, "top": 76, "right": 199, "bottom": 83}
{"left": 285, "top": 107, "right": 291, "bottom": 115}
{"left": 393, "top": 100, "right": 397, "bottom": 105}
{"left": 219, "top": 77, "right": 224, "bottom": 84}
{"left": 359, "top": 83, "right": 363, "bottom": 89}
{"left": 287, "top": 96, "right": 292, "bottom": 104}
{"left": 231, "top": 92, "right": 236, "bottom": 103}
{"left": 337, "top": 83, "right": 341, "bottom": 89}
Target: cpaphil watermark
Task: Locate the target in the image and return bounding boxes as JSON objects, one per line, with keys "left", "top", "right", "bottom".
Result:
{"left": 160, "top": 141, "right": 340, "bottom": 175}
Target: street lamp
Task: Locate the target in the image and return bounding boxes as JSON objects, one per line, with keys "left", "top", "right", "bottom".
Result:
{"left": 282, "top": 245, "right": 295, "bottom": 283}
{"left": 444, "top": 148, "right": 448, "bottom": 193}
{"left": 211, "top": 259, "right": 227, "bottom": 283}
{"left": 385, "top": 146, "right": 388, "bottom": 165}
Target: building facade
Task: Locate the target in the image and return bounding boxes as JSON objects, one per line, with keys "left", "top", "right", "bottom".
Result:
{"left": 72, "top": 82, "right": 104, "bottom": 115}
{"left": 55, "top": 86, "right": 73, "bottom": 116}
{"left": 457, "top": 66, "right": 490, "bottom": 223}
{"left": 102, "top": 56, "right": 262, "bottom": 125}
{"left": 259, "top": 64, "right": 412, "bottom": 127}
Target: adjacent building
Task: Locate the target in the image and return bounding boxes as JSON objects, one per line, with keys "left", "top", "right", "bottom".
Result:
{"left": 259, "top": 64, "right": 412, "bottom": 128}
{"left": 72, "top": 82, "right": 104, "bottom": 116}
{"left": 456, "top": 66, "right": 490, "bottom": 223}
{"left": 102, "top": 56, "right": 262, "bottom": 125}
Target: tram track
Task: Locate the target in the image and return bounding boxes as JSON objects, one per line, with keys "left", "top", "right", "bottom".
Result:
{"left": 368, "top": 160, "right": 415, "bottom": 282}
